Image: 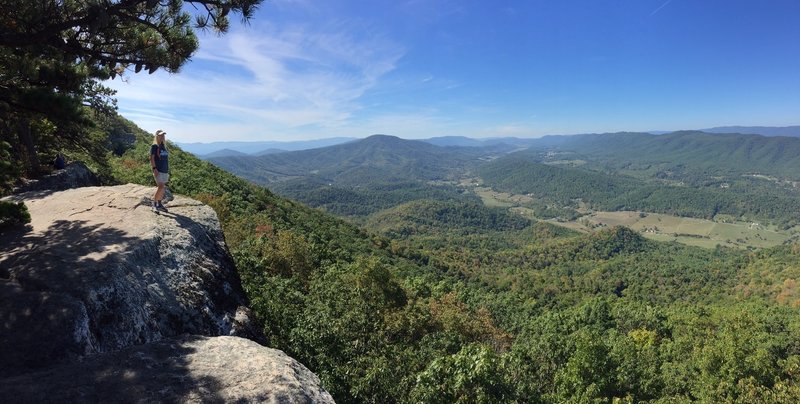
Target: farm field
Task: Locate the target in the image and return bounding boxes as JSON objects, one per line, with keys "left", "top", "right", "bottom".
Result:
{"left": 474, "top": 187, "right": 528, "bottom": 208}
{"left": 476, "top": 187, "right": 794, "bottom": 249}
{"left": 578, "top": 211, "right": 791, "bottom": 249}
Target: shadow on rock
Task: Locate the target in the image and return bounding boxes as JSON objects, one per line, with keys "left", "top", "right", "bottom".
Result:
{"left": 0, "top": 334, "right": 336, "bottom": 403}
{"left": 0, "top": 184, "right": 332, "bottom": 403}
{"left": 1, "top": 219, "right": 142, "bottom": 377}
{"left": 0, "top": 335, "right": 227, "bottom": 403}
{"left": 1, "top": 185, "right": 258, "bottom": 380}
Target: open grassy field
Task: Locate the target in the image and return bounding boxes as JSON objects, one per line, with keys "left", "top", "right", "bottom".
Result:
{"left": 544, "top": 159, "right": 588, "bottom": 167}
{"left": 581, "top": 211, "right": 791, "bottom": 249}
{"left": 474, "top": 187, "right": 531, "bottom": 208}
{"left": 472, "top": 185, "right": 793, "bottom": 249}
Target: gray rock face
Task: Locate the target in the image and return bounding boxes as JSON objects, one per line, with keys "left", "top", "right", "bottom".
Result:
{"left": 107, "top": 130, "right": 137, "bottom": 156}
{"left": 0, "top": 335, "right": 335, "bottom": 403}
{"left": 11, "top": 161, "right": 100, "bottom": 194}
{"left": 0, "top": 184, "right": 334, "bottom": 402}
{"left": 0, "top": 184, "right": 258, "bottom": 376}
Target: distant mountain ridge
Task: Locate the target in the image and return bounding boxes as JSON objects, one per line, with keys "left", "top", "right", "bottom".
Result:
{"left": 202, "top": 148, "right": 249, "bottom": 158}
{"left": 700, "top": 125, "right": 800, "bottom": 137}
{"left": 208, "top": 134, "right": 484, "bottom": 186}
{"left": 421, "top": 136, "right": 543, "bottom": 148}
{"left": 203, "top": 130, "right": 800, "bottom": 184}
{"left": 253, "top": 148, "right": 287, "bottom": 156}
{"left": 207, "top": 130, "right": 800, "bottom": 224}
{"left": 182, "top": 125, "right": 799, "bottom": 158}
{"left": 423, "top": 136, "right": 487, "bottom": 147}
{"left": 207, "top": 134, "right": 490, "bottom": 216}
{"left": 176, "top": 137, "right": 357, "bottom": 157}
{"left": 523, "top": 130, "right": 800, "bottom": 179}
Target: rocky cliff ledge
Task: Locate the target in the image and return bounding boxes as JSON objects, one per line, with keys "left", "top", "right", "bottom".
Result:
{"left": 0, "top": 184, "right": 334, "bottom": 403}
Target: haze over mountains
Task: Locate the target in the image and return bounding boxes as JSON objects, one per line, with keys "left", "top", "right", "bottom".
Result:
{"left": 209, "top": 134, "right": 491, "bottom": 184}
{"left": 700, "top": 125, "right": 800, "bottom": 137}
{"left": 207, "top": 130, "right": 800, "bottom": 236}
{"left": 176, "top": 137, "right": 358, "bottom": 157}
{"left": 209, "top": 130, "right": 800, "bottom": 184}
{"left": 523, "top": 131, "right": 800, "bottom": 178}
{"left": 183, "top": 125, "right": 800, "bottom": 158}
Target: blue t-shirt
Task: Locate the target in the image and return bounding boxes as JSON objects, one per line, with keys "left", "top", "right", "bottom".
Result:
{"left": 150, "top": 144, "right": 169, "bottom": 173}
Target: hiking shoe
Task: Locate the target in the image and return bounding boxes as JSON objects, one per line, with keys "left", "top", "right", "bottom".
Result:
{"left": 151, "top": 203, "right": 159, "bottom": 214}
{"left": 157, "top": 202, "right": 169, "bottom": 213}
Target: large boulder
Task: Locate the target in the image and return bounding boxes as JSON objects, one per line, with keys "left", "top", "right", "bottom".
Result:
{"left": 11, "top": 161, "right": 100, "bottom": 194}
{"left": 0, "top": 335, "right": 334, "bottom": 403}
{"left": 0, "top": 184, "right": 259, "bottom": 377}
{"left": 1, "top": 184, "right": 334, "bottom": 401}
{"left": 107, "top": 130, "right": 137, "bottom": 156}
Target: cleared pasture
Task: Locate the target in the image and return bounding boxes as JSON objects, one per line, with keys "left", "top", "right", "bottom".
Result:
{"left": 474, "top": 187, "right": 793, "bottom": 249}
{"left": 580, "top": 211, "right": 790, "bottom": 249}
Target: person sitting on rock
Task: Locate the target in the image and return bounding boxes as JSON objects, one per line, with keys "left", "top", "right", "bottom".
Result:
{"left": 150, "top": 130, "right": 170, "bottom": 213}
{"left": 53, "top": 153, "right": 66, "bottom": 170}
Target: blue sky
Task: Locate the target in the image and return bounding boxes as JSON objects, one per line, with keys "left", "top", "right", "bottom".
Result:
{"left": 107, "top": 0, "right": 800, "bottom": 142}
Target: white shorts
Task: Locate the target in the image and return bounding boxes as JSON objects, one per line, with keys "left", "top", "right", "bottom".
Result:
{"left": 155, "top": 172, "right": 170, "bottom": 184}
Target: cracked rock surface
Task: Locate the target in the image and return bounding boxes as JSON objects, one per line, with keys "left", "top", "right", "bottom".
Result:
{"left": 0, "top": 184, "right": 334, "bottom": 403}
{"left": 0, "top": 185, "right": 253, "bottom": 370}
{"left": 1, "top": 185, "right": 256, "bottom": 376}
{"left": 0, "top": 335, "right": 334, "bottom": 404}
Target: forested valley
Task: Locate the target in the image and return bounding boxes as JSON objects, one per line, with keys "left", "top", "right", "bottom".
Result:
{"left": 5, "top": 105, "right": 800, "bottom": 401}
{"left": 4, "top": 0, "right": 800, "bottom": 402}
{"left": 115, "top": 122, "right": 800, "bottom": 402}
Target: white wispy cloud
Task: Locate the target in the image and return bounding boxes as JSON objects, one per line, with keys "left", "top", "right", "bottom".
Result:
{"left": 649, "top": 0, "right": 673, "bottom": 17}
{"left": 106, "top": 21, "right": 405, "bottom": 142}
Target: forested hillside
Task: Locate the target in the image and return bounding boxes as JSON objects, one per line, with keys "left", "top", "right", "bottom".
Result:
{"left": 3, "top": 109, "right": 799, "bottom": 401}
{"left": 209, "top": 134, "right": 481, "bottom": 185}
{"left": 479, "top": 147, "right": 800, "bottom": 229}
{"left": 477, "top": 156, "right": 638, "bottom": 205}
{"left": 701, "top": 125, "right": 800, "bottom": 138}
{"left": 271, "top": 177, "right": 477, "bottom": 217}
{"left": 527, "top": 131, "right": 800, "bottom": 179}
{"left": 11, "top": 1, "right": 800, "bottom": 401}
{"left": 364, "top": 200, "right": 531, "bottom": 237}
{"left": 209, "top": 135, "right": 494, "bottom": 218}
{"left": 206, "top": 130, "right": 800, "bottom": 230}
{"left": 96, "top": 118, "right": 800, "bottom": 402}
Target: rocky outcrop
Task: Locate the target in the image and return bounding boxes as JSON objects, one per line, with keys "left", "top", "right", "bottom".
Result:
{"left": 0, "top": 335, "right": 334, "bottom": 403}
{"left": 1, "top": 184, "right": 254, "bottom": 375}
{"left": 0, "top": 184, "right": 333, "bottom": 402}
{"left": 107, "top": 130, "right": 137, "bottom": 156}
{"left": 11, "top": 161, "right": 100, "bottom": 194}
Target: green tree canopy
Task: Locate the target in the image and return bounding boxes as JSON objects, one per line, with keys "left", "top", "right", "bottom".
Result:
{"left": 0, "top": 0, "right": 263, "bottom": 179}
{"left": 0, "top": 0, "right": 262, "bottom": 74}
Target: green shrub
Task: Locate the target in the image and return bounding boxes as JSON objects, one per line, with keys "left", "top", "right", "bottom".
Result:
{"left": 0, "top": 200, "right": 31, "bottom": 230}
{"left": 0, "top": 141, "right": 19, "bottom": 195}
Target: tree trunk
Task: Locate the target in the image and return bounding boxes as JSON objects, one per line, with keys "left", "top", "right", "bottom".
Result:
{"left": 16, "top": 116, "right": 39, "bottom": 175}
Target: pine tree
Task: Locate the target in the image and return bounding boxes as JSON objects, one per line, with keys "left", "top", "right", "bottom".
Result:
{"left": 0, "top": 0, "right": 263, "bottom": 177}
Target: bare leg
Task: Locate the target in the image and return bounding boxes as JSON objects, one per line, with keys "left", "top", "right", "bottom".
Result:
{"left": 154, "top": 183, "right": 165, "bottom": 202}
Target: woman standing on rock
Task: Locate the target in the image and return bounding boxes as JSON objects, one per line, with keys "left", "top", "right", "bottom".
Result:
{"left": 150, "top": 130, "right": 169, "bottom": 213}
